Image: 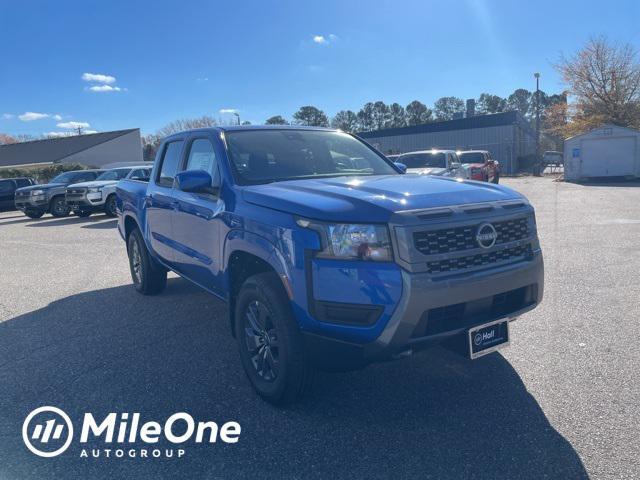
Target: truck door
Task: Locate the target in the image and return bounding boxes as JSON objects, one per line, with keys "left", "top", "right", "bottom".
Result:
{"left": 0, "top": 180, "right": 15, "bottom": 210}
{"left": 146, "top": 139, "right": 185, "bottom": 265}
{"left": 170, "top": 136, "right": 225, "bottom": 296}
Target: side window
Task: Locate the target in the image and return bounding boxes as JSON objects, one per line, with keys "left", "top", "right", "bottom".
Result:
{"left": 16, "top": 179, "right": 30, "bottom": 187}
{"left": 184, "top": 139, "right": 219, "bottom": 184}
{"left": 129, "top": 169, "right": 149, "bottom": 181}
{"left": 0, "top": 180, "right": 14, "bottom": 193}
{"left": 157, "top": 141, "right": 185, "bottom": 187}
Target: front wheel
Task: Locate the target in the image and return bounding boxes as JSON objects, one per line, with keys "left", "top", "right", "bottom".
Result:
{"left": 25, "top": 210, "right": 44, "bottom": 219}
{"left": 104, "top": 194, "right": 117, "bottom": 217}
{"left": 236, "top": 272, "right": 314, "bottom": 405}
{"left": 49, "top": 196, "right": 70, "bottom": 217}
{"left": 127, "top": 228, "right": 167, "bottom": 295}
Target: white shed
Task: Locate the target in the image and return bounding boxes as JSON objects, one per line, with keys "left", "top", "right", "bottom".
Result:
{"left": 564, "top": 125, "right": 640, "bottom": 181}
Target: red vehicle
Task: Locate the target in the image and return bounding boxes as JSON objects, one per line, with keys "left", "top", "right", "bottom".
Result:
{"left": 458, "top": 150, "right": 500, "bottom": 183}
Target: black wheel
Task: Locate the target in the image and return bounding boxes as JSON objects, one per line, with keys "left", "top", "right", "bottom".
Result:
{"left": 75, "top": 209, "right": 92, "bottom": 218}
{"left": 25, "top": 210, "right": 44, "bottom": 219}
{"left": 493, "top": 171, "right": 500, "bottom": 184}
{"left": 105, "top": 194, "right": 117, "bottom": 217}
{"left": 236, "top": 272, "right": 314, "bottom": 405}
{"left": 127, "top": 228, "right": 167, "bottom": 295}
{"left": 49, "top": 196, "right": 70, "bottom": 217}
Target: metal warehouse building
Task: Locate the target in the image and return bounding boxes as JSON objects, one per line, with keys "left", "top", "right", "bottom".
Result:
{"left": 358, "top": 111, "right": 536, "bottom": 174}
{"left": 0, "top": 129, "right": 143, "bottom": 169}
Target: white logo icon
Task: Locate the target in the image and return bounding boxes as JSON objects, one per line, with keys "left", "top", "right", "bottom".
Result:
{"left": 474, "top": 333, "right": 483, "bottom": 345}
{"left": 22, "top": 406, "right": 74, "bottom": 457}
{"left": 476, "top": 223, "right": 498, "bottom": 249}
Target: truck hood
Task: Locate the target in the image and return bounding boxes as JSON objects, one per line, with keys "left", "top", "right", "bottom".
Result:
{"left": 242, "top": 174, "right": 524, "bottom": 223}
{"left": 15, "top": 183, "right": 65, "bottom": 193}
{"left": 67, "top": 180, "right": 116, "bottom": 188}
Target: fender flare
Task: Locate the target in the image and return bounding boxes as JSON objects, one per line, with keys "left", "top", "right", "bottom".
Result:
{"left": 223, "top": 229, "right": 292, "bottom": 335}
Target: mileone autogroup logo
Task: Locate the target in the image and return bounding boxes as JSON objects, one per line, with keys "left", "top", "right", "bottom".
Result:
{"left": 22, "top": 406, "right": 241, "bottom": 459}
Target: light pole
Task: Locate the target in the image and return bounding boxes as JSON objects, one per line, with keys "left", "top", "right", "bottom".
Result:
{"left": 233, "top": 112, "right": 240, "bottom": 126}
{"left": 534, "top": 72, "right": 541, "bottom": 176}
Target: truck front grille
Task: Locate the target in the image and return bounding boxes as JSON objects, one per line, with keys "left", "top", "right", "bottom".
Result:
{"left": 413, "top": 217, "right": 529, "bottom": 256}
{"left": 15, "top": 191, "right": 31, "bottom": 198}
{"left": 65, "top": 188, "right": 86, "bottom": 199}
{"left": 426, "top": 244, "right": 532, "bottom": 274}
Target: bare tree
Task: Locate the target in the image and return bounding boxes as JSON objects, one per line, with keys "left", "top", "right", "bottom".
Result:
{"left": 156, "top": 115, "right": 218, "bottom": 138}
{"left": 331, "top": 110, "right": 359, "bottom": 132}
{"left": 0, "top": 133, "right": 17, "bottom": 145}
{"left": 556, "top": 36, "right": 640, "bottom": 129}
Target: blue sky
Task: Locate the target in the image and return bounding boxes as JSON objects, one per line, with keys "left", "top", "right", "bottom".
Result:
{"left": 1, "top": 0, "right": 638, "bottom": 137}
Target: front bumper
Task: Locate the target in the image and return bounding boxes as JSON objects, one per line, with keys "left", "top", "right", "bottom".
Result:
{"left": 303, "top": 251, "right": 543, "bottom": 370}
{"left": 15, "top": 195, "right": 49, "bottom": 211}
{"left": 65, "top": 191, "right": 104, "bottom": 210}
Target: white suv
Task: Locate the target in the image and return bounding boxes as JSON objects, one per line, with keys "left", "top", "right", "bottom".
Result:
{"left": 65, "top": 166, "right": 151, "bottom": 217}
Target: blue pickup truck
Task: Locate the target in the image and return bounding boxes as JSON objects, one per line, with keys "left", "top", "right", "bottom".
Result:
{"left": 117, "top": 126, "right": 543, "bottom": 404}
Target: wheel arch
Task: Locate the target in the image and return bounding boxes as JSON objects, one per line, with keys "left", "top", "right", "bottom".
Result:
{"left": 224, "top": 232, "right": 292, "bottom": 337}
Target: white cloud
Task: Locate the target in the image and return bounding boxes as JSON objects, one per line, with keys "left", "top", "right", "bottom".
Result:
{"left": 19, "top": 112, "right": 51, "bottom": 121}
{"left": 46, "top": 131, "right": 76, "bottom": 138}
{"left": 87, "top": 85, "right": 123, "bottom": 92}
{"left": 84, "top": 130, "right": 98, "bottom": 134}
{"left": 312, "top": 33, "right": 338, "bottom": 45}
{"left": 219, "top": 108, "right": 238, "bottom": 114}
{"left": 196, "top": 77, "right": 209, "bottom": 82}
{"left": 82, "top": 72, "right": 116, "bottom": 84}
{"left": 2, "top": 113, "right": 14, "bottom": 119}
{"left": 57, "top": 121, "right": 90, "bottom": 129}
{"left": 52, "top": 114, "right": 62, "bottom": 121}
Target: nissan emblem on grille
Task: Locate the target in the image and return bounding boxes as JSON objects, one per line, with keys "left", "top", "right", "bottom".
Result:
{"left": 476, "top": 223, "right": 498, "bottom": 249}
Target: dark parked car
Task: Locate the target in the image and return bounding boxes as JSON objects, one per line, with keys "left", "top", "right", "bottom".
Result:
{"left": 0, "top": 177, "right": 36, "bottom": 211}
{"left": 14, "top": 170, "right": 104, "bottom": 218}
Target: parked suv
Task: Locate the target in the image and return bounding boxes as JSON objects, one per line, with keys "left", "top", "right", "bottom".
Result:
{"left": 458, "top": 150, "right": 500, "bottom": 183}
{"left": 117, "top": 126, "right": 543, "bottom": 405}
{"left": 395, "top": 150, "right": 461, "bottom": 176}
{"left": 14, "top": 169, "right": 104, "bottom": 218}
{"left": 66, "top": 166, "right": 151, "bottom": 217}
{"left": 0, "top": 177, "right": 35, "bottom": 211}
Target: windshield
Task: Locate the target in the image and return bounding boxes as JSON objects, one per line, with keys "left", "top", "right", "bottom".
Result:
{"left": 458, "top": 152, "right": 485, "bottom": 164}
{"left": 50, "top": 172, "right": 81, "bottom": 184}
{"left": 97, "top": 169, "right": 131, "bottom": 181}
{"left": 225, "top": 130, "right": 398, "bottom": 185}
{"left": 398, "top": 152, "right": 446, "bottom": 169}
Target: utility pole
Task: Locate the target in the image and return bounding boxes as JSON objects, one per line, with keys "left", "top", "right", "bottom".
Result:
{"left": 534, "top": 72, "right": 541, "bottom": 176}
{"left": 76, "top": 126, "right": 84, "bottom": 135}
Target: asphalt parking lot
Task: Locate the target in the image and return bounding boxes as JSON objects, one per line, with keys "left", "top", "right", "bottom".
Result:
{"left": 0, "top": 176, "right": 639, "bottom": 479}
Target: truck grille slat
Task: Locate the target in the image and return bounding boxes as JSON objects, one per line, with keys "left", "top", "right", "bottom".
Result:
{"left": 426, "top": 244, "right": 532, "bottom": 274}
{"left": 413, "top": 217, "right": 530, "bottom": 256}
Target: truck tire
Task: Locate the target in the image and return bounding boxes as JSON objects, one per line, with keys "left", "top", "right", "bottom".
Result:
{"left": 493, "top": 171, "right": 500, "bottom": 184}
{"left": 105, "top": 194, "right": 117, "bottom": 217}
{"left": 75, "top": 209, "right": 92, "bottom": 218}
{"left": 49, "top": 196, "right": 70, "bottom": 218}
{"left": 235, "top": 272, "right": 314, "bottom": 405}
{"left": 25, "top": 210, "right": 44, "bottom": 219}
{"left": 127, "top": 228, "right": 167, "bottom": 295}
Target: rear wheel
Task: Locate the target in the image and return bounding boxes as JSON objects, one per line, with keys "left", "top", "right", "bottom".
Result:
{"left": 236, "top": 272, "right": 314, "bottom": 405}
{"left": 105, "top": 194, "right": 117, "bottom": 217}
{"left": 127, "top": 228, "right": 167, "bottom": 295}
{"left": 50, "top": 196, "right": 70, "bottom": 217}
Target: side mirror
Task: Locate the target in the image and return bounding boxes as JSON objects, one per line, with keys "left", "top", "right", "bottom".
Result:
{"left": 394, "top": 162, "right": 407, "bottom": 173}
{"left": 174, "top": 170, "right": 219, "bottom": 196}
{"left": 450, "top": 162, "right": 461, "bottom": 170}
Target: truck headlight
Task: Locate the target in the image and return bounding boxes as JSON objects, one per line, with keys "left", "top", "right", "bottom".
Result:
{"left": 297, "top": 219, "right": 393, "bottom": 261}
{"left": 87, "top": 187, "right": 102, "bottom": 193}
{"left": 31, "top": 189, "right": 45, "bottom": 196}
